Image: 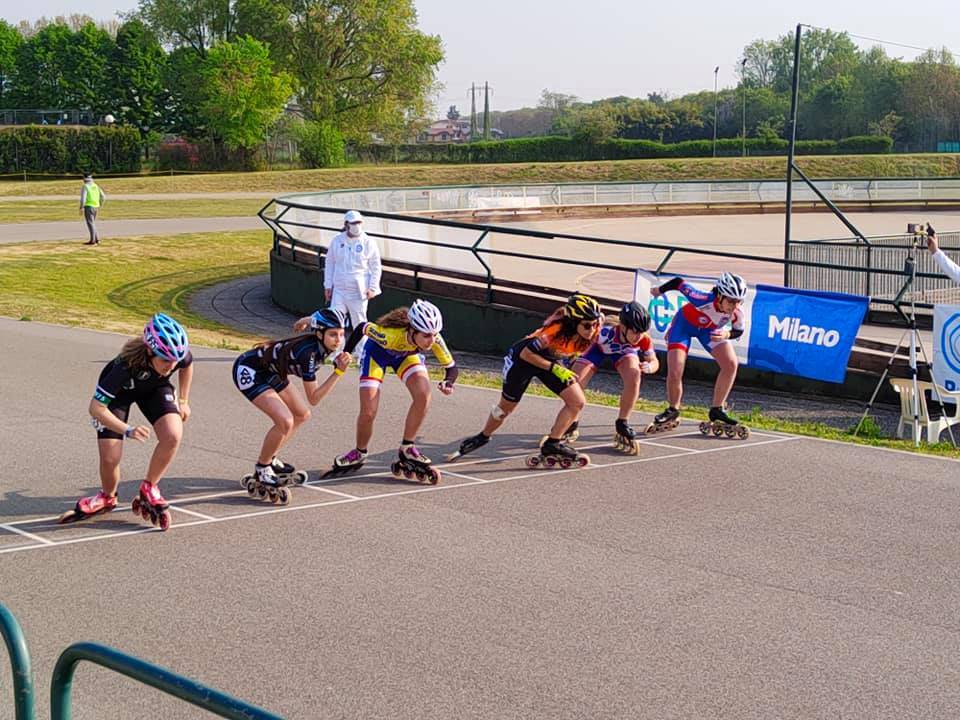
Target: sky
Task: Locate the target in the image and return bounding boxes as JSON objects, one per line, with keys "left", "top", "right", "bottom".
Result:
{"left": 3, "top": 0, "right": 958, "bottom": 114}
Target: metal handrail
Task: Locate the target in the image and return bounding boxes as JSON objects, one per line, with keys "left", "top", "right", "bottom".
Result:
{"left": 1, "top": 604, "right": 35, "bottom": 720}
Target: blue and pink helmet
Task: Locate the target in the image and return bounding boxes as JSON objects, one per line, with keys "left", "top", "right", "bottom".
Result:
{"left": 143, "top": 313, "right": 189, "bottom": 362}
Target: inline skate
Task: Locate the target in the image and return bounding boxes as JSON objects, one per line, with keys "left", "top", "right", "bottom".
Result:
{"left": 699, "top": 406, "right": 750, "bottom": 439}
{"left": 321, "top": 448, "right": 367, "bottom": 479}
{"left": 131, "top": 480, "right": 172, "bottom": 531}
{"left": 525, "top": 437, "right": 590, "bottom": 469}
{"left": 445, "top": 432, "right": 489, "bottom": 462}
{"left": 240, "top": 457, "right": 306, "bottom": 491}
{"left": 645, "top": 406, "right": 681, "bottom": 435}
{"left": 58, "top": 490, "right": 118, "bottom": 524}
{"left": 613, "top": 418, "right": 640, "bottom": 455}
{"left": 242, "top": 464, "right": 291, "bottom": 505}
{"left": 391, "top": 444, "right": 441, "bottom": 484}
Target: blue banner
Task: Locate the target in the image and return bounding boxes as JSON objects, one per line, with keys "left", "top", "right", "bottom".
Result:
{"left": 747, "top": 284, "right": 868, "bottom": 383}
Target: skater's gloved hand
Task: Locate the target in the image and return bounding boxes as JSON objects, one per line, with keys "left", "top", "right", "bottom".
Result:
{"left": 550, "top": 362, "right": 576, "bottom": 385}
{"left": 437, "top": 380, "right": 454, "bottom": 395}
{"left": 126, "top": 425, "right": 151, "bottom": 443}
{"left": 333, "top": 352, "right": 351, "bottom": 374}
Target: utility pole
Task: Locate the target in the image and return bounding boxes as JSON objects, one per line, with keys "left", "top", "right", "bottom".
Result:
{"left": 741, "top": 58, "right": 747, "bottom": 157}
{"left": 483, "top": 82, "right": 491, "bottom": 140}
{"left": 712, "top": 66, "right": 719, "bottom": 157}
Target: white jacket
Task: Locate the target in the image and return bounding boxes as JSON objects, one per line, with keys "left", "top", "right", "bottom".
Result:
{"left": 324, "top": 230, "right": 382, "bottom": 300}
{"left": 933, "top": 249, "right": 960, "bottom": 284}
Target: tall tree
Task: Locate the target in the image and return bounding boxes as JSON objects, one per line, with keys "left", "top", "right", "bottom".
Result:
{"left": 135, "top": 0, "right": 236, "bottom": 56}
{"left": 0, "top": 21, "right": 23, "bottom": 106}
{"left": 107, "top": 20, "right": 167, "bottom": 137}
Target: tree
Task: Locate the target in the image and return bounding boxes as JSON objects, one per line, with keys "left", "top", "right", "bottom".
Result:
{"left": 199, "top": 36, "right": 293, "bottom": 152}
{"left": 558, "top": 103, "right": 621, "bottom": 143}
{"left": 740, "top": 39, "right": 777, "bottom": 88}
{"left": 0, "top": 21, "right": 23, "bottom": 106}
{"left": 161, "top": 46, "right": 207, "bottom": 136}
{"left": 234, "top": 0, "right": 442, "bottom": 143}
{"left": 134, "top": 0, "right": 236, "bottom": 56}
{"left": 107, "top": 20, "right": 167, "bottom": 141}
{"left": 9, "top": 23, "right": 74, "bottom": 108}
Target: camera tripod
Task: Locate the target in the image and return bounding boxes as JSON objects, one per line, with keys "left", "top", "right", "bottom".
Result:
{"left": 854, "top": 229, "right": 957, "bottom": 447}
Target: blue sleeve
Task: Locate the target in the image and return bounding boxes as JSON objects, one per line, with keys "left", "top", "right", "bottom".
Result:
{"left": 293, "top": 341, "right": 319, "bottom": 381}
{"left": 677, "top": 281, "right": 711, "bottom": 304}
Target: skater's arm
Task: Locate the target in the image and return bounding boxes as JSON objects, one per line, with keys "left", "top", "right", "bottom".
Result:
{"left": 519, "top": 345, "right": 576, "bottom": 384}
{"left": 88, "top": 399, "right": 150, "bottom": 441}
{"left": 176, "top": 362, "right": 194, "bottom": 422}
{"left": 342, "top": 322, "right": 369, "bottom": 353}
{"left": 303, "top": 365, "right": 346, "bottom": 405}
{"left": 650, "top": 277, "right": 684, "bottom": 297}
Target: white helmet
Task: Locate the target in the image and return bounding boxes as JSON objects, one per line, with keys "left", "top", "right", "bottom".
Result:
{"left": 344, "top": 210, "right": 363, "bottom": 224}
{"left": 408, "top": 299, "right": 443, "bottom": 334}
{"left": 715, "top": 272, "right": 747, "bottom": 301}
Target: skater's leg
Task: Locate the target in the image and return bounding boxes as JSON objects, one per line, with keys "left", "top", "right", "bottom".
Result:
{"left": 666, "top": 348, "right": 687, "bottom": 409}
{"left": 356, "top": 386, "right": 380, "bottom": 450}
{"left": 549, "top": 383, "right": 585, "bottom": 440}
{"left": 615, "top": 355, "right": 641, "bottom": 421}
{"left": 96, "top": 438, "right": 123, "bottom": 496}
{"left": 572, "top": 360, "right": 595, "bottom": 387}
{"left": 144, "top": 413, "right": 183, "bottom": 485}
{"left": 401, "top": 371, "right": 432, "bottom": 442}
{"left": 483, "top": 397, "right": 518, "bottom": 436}
{"left": 710, "top": 342, "right": 739, "bottom": 408}
{"left": 252, "top": 390, "right": 296, "bottom": 465}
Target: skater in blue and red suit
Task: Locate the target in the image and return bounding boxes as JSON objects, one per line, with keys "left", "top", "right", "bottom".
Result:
{"left": 571, "top": 301, "right": 659, "bottom": 452}
{"left": 648, "top": 272, "right": 747, "bottom": 432}
{"left": 60, "top": 313, "right": 193, "bottom": 530}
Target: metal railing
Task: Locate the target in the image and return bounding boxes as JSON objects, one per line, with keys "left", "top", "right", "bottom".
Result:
{"left": 1, "top": 602, "right": 281, "bottom": 719}
{"left": 0, "top": 109, "right": 98, "bottom": 126}
{"left": 276, "top": 177, "right": 960, "bottom": 216}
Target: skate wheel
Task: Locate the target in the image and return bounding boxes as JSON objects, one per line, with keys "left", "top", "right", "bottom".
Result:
{"left": 712, "top": 424, "right": 724, "bottom": 437}
{"left": 576, "top": 455, "right": 590, "bottom": 468}
{"left": 293, "top": 471, "right": 308, "bottom": 485}
{"left": 149, "top": 512, "right": 159, "bottom": 527}
{"left": 402, "top": 469, "right": 415, "bottom": 481}
{"left": 257, "top": 486, "right": 267, "bottom": 498}
{"left": 246, "top": 482, "right": 257, "bottom": 496}
{"left": 278, "top": 488, "right": 290, "bottom": 505}
{"left": 429, "top": 469, "right": 441, "bottom": 485}
{"left": 389, "top": 461, "right": 401, "bottom": 478}
{"left": 629, "top": 441, "right": 640, "bottom": 456}
{"left": 737, "top": 425, "right": 750, "bottom": 440}
{"left": 131, "top": 497, "right": 140, "bottom": 513}
{"left": 559, "top": 458, "right": 573, "bottom": 469}
{"left": 268, "top": 491, "right": 279, "bottom": 504}
{"left": 240, "top": 474, "right": 254, "bottom": 489}
{"left": 525, "top": 455, "right": 541, "bottom": 468}
{"left": 140, "top": 506, "right": 151, "bottom": 521}
{"left": 544, "top": 456, "right": 558, "bottom": 468}
{"left": 699, "top": 422, "right": 709, "bottom": 435}
{"left": 724, "top": 426, "right": 735, "bottom": 438}
{"left": 158, "top": 511, "right": 171, "bottom": 531}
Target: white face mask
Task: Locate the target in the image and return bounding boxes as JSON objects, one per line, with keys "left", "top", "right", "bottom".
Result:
{"left": 346, "top": 224, "right": 361, "bottom": 238}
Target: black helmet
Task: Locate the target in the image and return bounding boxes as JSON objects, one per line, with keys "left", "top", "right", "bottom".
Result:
{"left": 563, "top": 293, "right": 602, "bottom": 321}
{"left": 619, "top": 301, "right": 650, "bottom": 332}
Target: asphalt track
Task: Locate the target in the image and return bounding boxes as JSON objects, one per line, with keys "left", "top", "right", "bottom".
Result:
{"left": 2, "top": 318, "right": 960, "bottom": 719}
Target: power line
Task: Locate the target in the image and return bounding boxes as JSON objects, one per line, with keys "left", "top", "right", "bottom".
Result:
{"left": 803, "top": 23, "right": 960, "bottom": 61}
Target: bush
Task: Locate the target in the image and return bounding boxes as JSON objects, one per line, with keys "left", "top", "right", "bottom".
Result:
{"left": 350, "top": 134, "right": 894, "bottom": 165}
{"left": 299, "top": 121, "right": 345, "bottom": 168}
{"left": 0, "top": 126, "right": 141, "bottom": 173}
{"left": 156, "top": 139, "right": 201, "bottom": 170}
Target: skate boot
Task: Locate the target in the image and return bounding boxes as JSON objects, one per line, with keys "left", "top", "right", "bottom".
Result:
{"left": 613, "top": 419, "right": 640, "bottom": 455}
{"left": 700, "top": 406, "right": 750, "bottom": 440}
{"left": 131, "top": 480, "right": 172, "bottom": 531}
{"left": 321, "top": 448, "right": 367, "bottom": 479}
{"left": 242, "top": 464, "right": 291, "bottom": 505}
{"left": 445, "top": 432, "right": 490, "bottom": 462}
{"left": 539, "top": 420, "right": 581, "bottom": 449}
{"left": 645, "top": 406, "right": 681, "bottom": 434}
{"left": 58, "top": 490, "right": 118, "bottom": 524}
{"left": 271, "top": 457, "right": 307, "bottom": 485}
{"left": 391, "top": 444, "right": 441, "bottom": 484}
{"left": 525, "top": 437, "right": 590, "bottom": 469}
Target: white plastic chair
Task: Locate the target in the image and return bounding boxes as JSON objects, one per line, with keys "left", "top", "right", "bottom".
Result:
{"left": 889, "top": 378, "right": 960, "bottom": 443}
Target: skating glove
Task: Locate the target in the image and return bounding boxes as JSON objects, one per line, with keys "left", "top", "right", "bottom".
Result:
{"left": 550, "top": 362, "right": 576, "bottom": 385}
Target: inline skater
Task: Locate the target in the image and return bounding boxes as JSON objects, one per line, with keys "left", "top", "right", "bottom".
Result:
{"left": 571, "top": 301, "right": 659, "bottom": 454}
{"left": 449, "top": 293, "right": 602, "bottom": 468}
{"left": 647, "top": 272, "right": 750, "bottom": 439}
{"left": 302, "top": 299, "right": 457, "bottom": 484}
{"left": 59, "top": 313, "right": 193, "bottom": 531}
{"left": 233, "top": 307, "right": 351, "bottom": 503}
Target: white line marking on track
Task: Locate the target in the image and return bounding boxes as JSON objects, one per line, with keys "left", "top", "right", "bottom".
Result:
{"left": 441, "top": 469, "right": 488, "bottom": 483}
{"left": 300, "top": 485, "right": 359, "bottom": 499}
{"left": 0, "top": 434, "right": 800, "bottom": 556}
{"left": 168, "top": 505, "right": 215, "bottom": 521}
{"left": 0, "top": 523, "right": 55, "bottom": 545}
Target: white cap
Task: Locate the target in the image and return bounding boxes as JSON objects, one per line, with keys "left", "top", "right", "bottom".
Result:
{"left": 344, "top": 210, "right": 363, "bottom": 223}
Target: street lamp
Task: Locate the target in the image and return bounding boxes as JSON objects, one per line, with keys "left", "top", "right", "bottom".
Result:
{"left": 712, "top": 66, "right": 719, "bottom": 158}
{"left": 741, "top": 58, "right": 747, "bottom": 157}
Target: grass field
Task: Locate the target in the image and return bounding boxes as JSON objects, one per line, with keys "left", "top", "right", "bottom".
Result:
{"left": 0, "top": 198, "right": 268, "bottom": 223}
{"left": 2, "top": 153, "right": 959, "bottom": 198}
{"left": 0, "top": 230, "right": 956, "bottom": 459}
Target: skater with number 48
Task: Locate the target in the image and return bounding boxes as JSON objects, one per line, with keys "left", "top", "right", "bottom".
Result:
{"left": 59, "top": 313, "right": 193, "bottom": 530}
{"left": 648, "top": 272, "right": 750, "bottom": 439}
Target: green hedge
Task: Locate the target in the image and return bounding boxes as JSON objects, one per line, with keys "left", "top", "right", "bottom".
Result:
{"left": 351, "top": 135, "right": 894, "bottom": 164}
{"left": 0, "top": 126, "right": 142, "bottom": 174}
